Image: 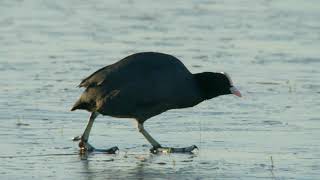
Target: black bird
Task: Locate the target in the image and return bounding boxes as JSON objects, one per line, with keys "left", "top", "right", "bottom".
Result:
{"left": 71, "top": 52, "right": 241, "bottom": 153}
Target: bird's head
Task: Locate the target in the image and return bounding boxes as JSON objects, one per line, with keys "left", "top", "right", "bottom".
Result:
{"left": 194, "top": 72, "right": 242, "bottom": 99}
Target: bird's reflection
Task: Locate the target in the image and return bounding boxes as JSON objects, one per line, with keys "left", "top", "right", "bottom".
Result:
{"left": 78, "top": 150, "right": 198, "bottom": 180}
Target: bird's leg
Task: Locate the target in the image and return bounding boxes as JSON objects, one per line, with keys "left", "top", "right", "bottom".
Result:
{"left": 78, "top": 112, "right": 98, "bottom": 153}
{"left": 77, "top": 112, "right": 118, "bottom": 154}
{"left": 137, "top": 123, "right": 162, "bottom": 148}
{"left": 137, "top": 123, "right": 198, "bottom": 154}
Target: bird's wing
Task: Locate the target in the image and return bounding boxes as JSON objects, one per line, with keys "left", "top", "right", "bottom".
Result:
{"left": 78, "top": 64, "right": 114, "bottom": 88}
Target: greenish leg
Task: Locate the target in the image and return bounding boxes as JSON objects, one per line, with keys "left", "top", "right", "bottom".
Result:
{"left": 137, "top": 122, "right": 198, "bottom": 154}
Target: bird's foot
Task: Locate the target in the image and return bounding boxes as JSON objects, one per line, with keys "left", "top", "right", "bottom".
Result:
{"left": 150, "top": 145, "right": 198, "bottom": 154}
{"left": 94, "top": 146, "right": 119, "bottom": 154}
{"left": 74, "top": 136, "right": 119, "bottom": 154}
{"left": 78, "top": 141, "right": 119, "bottom": 154}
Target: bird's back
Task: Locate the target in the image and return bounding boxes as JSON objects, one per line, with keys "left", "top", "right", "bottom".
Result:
{"left": 79, "top": 52, "right": 188, "bottom": 87}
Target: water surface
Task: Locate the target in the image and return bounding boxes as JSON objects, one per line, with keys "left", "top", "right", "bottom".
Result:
{"left": 1, "top": 0, "right": 320, "bottom": 179}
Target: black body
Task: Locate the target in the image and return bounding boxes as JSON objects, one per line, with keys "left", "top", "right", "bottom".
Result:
{"left": 71, "top": 52, "right": 232, "bottom": 123}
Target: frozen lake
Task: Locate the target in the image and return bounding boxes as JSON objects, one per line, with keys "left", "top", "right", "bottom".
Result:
{"left": 1, "top": 0, "right": 320, "bottom": 179}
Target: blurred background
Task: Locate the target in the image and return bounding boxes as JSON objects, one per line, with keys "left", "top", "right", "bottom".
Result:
{"left": 0, "top": 0, "right": 319, "bottom": 179}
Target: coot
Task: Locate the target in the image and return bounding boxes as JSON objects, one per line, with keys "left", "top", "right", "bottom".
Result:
{"left": 71, "top": 52, "right": 241, "bottom": 153}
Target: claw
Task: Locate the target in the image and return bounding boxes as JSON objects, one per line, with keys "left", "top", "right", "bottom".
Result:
{"left": 110, "top": 146, "right": 119, "bottom": 152}
{"left": 72, "top": 135, "right": 81, "bottom": 141}
{"left": 106, "top": 146, "right": 119, "bottom": 154}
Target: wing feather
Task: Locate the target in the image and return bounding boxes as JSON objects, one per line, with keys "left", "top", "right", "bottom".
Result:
{"left": 78, "top": 65, "right": 113, "bottom": 88}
